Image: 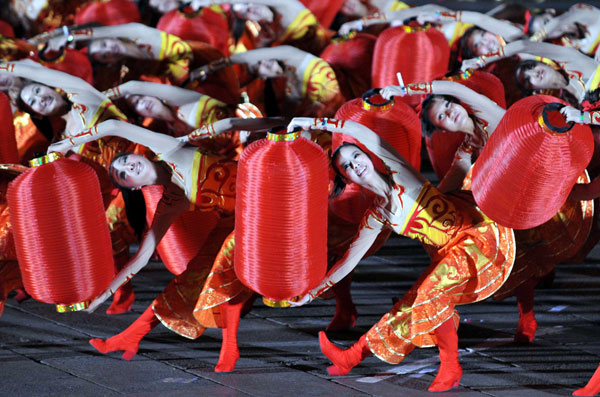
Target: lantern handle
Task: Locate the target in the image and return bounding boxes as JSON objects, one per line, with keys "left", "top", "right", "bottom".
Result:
{"left": 541, "top": 103, "right": 574, "bottom": 134}
{"left": 362, "top": 88, "right": 394, "bottom": 111}
{"left": 38, "top": 42, "right": 65, "bottom": 63}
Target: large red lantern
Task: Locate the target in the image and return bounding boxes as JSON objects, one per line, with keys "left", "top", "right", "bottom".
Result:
{"left": 235, "top": 129, "right": 328, "bottom": 301}
{"left": 472, "top": 95, "right": 594, "bottom": 229}
{"left": 320, "top": 32, "right": 377, "bottom": 100}
{"left": 7, "top": 154, "right": 114, "bottom": 311}
{"left": 142, "top": 185, "right": 221, "bottom": 275}
{"left": 74, "top": 0, "right": 141, "bottom": 26}
{"left": 372, "top": 24, "right": 449, "bottom": 108}
{"left": 426, "top": 69, "right": 507, "bottom": 180}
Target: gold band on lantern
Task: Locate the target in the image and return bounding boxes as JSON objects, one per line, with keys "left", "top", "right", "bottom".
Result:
{"left": 537, "top": 113, "right": 570, "bottom": 136}
{"left": 362, "top": 98, "right": 394, "bottom": 112}
{"left": 402, "top": 25, "right": 428, "bottom": 33}
{"left": 29, "top": 152, "right": 63, "bottom": 168}
{"left": 262, "top": 297, "right": 291, "bottom": 308}
{"left": 56, "top": 300, "right": 90, "bottom": 312}
{"left": 267, "top": 131, "right": 300, "bottom": 142}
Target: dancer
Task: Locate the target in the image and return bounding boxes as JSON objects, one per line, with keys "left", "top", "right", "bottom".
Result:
{"left": 286, "top": 116, "right": 515, "bottom": 392}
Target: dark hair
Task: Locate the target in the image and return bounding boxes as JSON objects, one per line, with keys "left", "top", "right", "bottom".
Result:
{"left": 419, "top": 94, "right": 460, "bottom": 138}
{"left": 457, "top": 26, "right": 482, "bottom": 61}
{"left": 330, "top": 142, "right": 376, "bottom": 199}
{"left": 584, "top": 88, "right": 600, "bottom": 108}
{"left": 108, "top": 152, "right": 135, "bottom": 190}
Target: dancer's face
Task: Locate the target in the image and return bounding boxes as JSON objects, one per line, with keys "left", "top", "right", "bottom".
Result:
{"left": 126, "top": 95, "right": 172, "bottom": 120}
{"left": 110, "top": 154, "right": 155, "bottom": 189}
{"left": 467, "top": 30, "right": 501, "bottom": 56}
{"left": 334, "top": 145, "right": 375, "bottom": 186}
{"left": 427, "top": 98, "right": 470, "bottom": 133}
{"left": 20, "top": 83, "right": 67, "bottom": 116}
{"left": 89, "top": 38, "right": 127, "bottom": 64}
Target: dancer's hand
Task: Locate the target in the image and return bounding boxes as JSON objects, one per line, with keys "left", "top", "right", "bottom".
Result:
{"left": 287, "top": 117, "right": 318, "bottom": 132}
{"left": 461, "top": 57, "right": 484, "bottom": 72}
{"left": 85, "top": 288, "right": 112, "bottom": 313}
{"left": 338, "top": 20, "right": 364, "bottom": 36}
{"left": 561, "top": 106, "right": 589, "bottom": 124}
{"left": 287, "top": 294, "right": 312, "bottom": 307}
{"left": 380, "top": 85, "right": 406, "bottom": 100}
{"left": 47, "top": 138, "right": 73, "bottom": 155}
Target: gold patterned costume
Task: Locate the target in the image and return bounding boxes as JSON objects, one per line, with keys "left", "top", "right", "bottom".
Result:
{"left": 360, "top": 183, "right": 515, "bottom": 364}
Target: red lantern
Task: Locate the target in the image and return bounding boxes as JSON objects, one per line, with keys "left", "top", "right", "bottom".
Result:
{"left": 7, "top": 154, "right": 114, "bottom": 311}
{"left": 426, "top": 69, "right": 507, "bottom": 180}
{"left": 472, "top": 95, "right": 594, "bottom": 229}
{"left": 299, "top": 0, "right": 345, "bottom": 29}
{"left": 157, "top": 6, "right": 230, "bottom": 56}
{"left": 320, "top": 33, "right": 377, "bottom": 100}
{"left": 142, "top": 185, "right": 221, "bottom": 275}
{"left": 235, "top": 129, "right": 328, "bottom": 301}
{"left": 0, "top": 92, "right": 18, "bottom": 164}
{"left": 332, "top": 89, "right": 421, "bottom": 223}
{"left": 372, "top": 25, "right": 450, "bottom": 108}
{"left": 74, "top": 0, "right": 141, "bottom": 26}
{"left": 36, "top": 48, "right": 94, "bottom": 85}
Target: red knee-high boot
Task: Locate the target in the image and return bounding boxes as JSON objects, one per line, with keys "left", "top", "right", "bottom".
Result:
{"left": 319, "top": 331, "right": 371, "bottom": 376}
{"left": 89, "top": 304, "right": 159, "bottom": 360}
{"left": 327, "top": 272, "right": 358, "bottom": 331}
{"left": 574, "top": 363, "right": 600, "bottom": 396}
{"left": 514, "top": 278, "right": 538, "bottom": 343}
{"left": 106, "top": 251, "right": 135, "bottom": 315}
{"left": 215, "top": 292, "right": 251, "bottom": 372}
{"left": 428, "top": 317, "right": 462, "bottom": 392}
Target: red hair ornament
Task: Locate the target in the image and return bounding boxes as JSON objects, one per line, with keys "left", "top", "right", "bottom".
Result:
{"left": 372, "top": 25, "right": 450, "bottom": 109}
{"left": 7, "top": 154, "right": 114, "bottom": 311}
{"left": 472, "top": 95, "right": 594, "bottom": 229}
{"left": 235, "top": 129, "right": 328, "bottom": 302}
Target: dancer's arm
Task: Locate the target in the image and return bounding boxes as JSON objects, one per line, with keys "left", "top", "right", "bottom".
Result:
{"left": 104, "top": 81, "right": 203, "bottom": 107}
{"left": 417, "top": 10, "right": 524, "bottom": 41}
{"left": 48, "top": 120, "right": 182, "bottom": 156}
{"left": 178, "top": 117, "right": 284, "bottom": 143}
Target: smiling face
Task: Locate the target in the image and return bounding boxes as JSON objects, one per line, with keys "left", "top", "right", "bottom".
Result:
{"left": 89, "top": 38, "right": 126, "bottom": 64}
{"left": 334, "top": 145, "right": 374, "bottom": 186}
{"left": 426, "top": 97, "right": 470, "bottom": 132}
{"left": 466, "top": 29, "right": 501, "bottom": 56}
{"left": 110, "top": 154, "right": 156, "bottom": 189}
{"left": 126, "top": 94, "right": 172, "bottom": 120}
{"left": 20, "top": 83, "right": 67, "bottom": 116}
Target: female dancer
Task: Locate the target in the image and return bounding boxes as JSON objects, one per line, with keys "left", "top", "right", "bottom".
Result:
{"left": 192, "top": 45, "right": 344, "bottom": 118}
{"left": 286, "top": 116, "right": 516, "bottom": 392}
{"left": 461, "top": 40, "right": 599, "bottom": 106}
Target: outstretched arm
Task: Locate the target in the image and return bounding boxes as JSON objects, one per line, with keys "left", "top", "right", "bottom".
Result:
{"left": 48, "top": 119, "right": 182, "bottom": 155}
{"left": 104, "top": 81, "right": 203, "bottom": 107}
{"left": 531, "top": 4, "right": 599, "bottom": 41}
{"left": 191, "top": 0, "right": 305, "bottom": 26}
{"left": 86, "top": 193, "right": 188, "bottom": 312}
{"left": 290, "top": 211, "right": 383, "bottom": 306}
{"left": 417, "top": 10, "right": 524, "bottom": 41}
{"left": 179, "top": 116, "right": 284, "bottom": 143}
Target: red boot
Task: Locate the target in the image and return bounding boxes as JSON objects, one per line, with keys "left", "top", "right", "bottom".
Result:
{"left": 327, "top": 273, "right": 357, "bottom": 331}
{"left": 89, "top": 304, "right": 159, "bottom": 360}
{"left": 514, "top": 278, "right": 538, "bottom": 344}
{"left": 319, "top": 331, "right": 371, "bottom": 376}
{"left": 215, "top": 292, "right": 251, "bottom": 372}
{"left": 574, "top": 363, "right": 600, "bottom": 396}
{"left": 428, "top": 317, "right": 462, "bottom": 392}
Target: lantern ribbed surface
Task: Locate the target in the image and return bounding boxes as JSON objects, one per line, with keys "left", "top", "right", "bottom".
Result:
{"left": 320, "top": 33, "right": 376, "bottom": 100}
{"left": 142, "top": 185, "right": 221, "bottom": 275}
{"left": 157, "top": 7, "right": 230, "bottom": 55}
{"left": 234, "top": 131, "right": 328, "bottom": 300}
{"left": 426, "top": 70, "right": 507, "bottom": 180}
{"left": 74, "top": 0, "right": 141, "bottom": 25}
{"left": 0, "top": 92, "right": 18, "bottom": 164}
{"left": 372, "top": 25, "right": 449, "bottom": 108}
{"left": 472, "top": 95, "right": 594, "bottom": 229}
{"left": 7, "top": 156, "right": 114, "bottom": 308}
{"left": 40, "top": 49, "right": 94, "bottom": 85}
